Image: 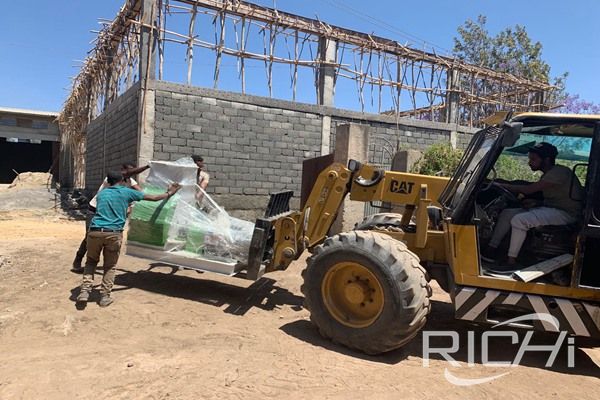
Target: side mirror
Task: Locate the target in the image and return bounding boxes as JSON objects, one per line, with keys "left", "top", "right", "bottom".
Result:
{"left": 501, "top": 121, "right": 523, "bottom": 147}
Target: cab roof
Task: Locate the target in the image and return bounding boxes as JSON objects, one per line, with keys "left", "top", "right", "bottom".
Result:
{"left": 483, "top": 112, "right": 600, "bottom": 137}
{"left": 511, "top": 112, "right": 600, "bottom": 126}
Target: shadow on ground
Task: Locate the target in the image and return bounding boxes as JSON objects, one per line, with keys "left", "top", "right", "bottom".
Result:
{"left": 97, "top": 264, "right": 305, "bottom": 316}
{"left": 280, "top": 299, "right": 600, "bottom": 379}
{"left": 69, "top": 263, "right": 600, "bottom": 379}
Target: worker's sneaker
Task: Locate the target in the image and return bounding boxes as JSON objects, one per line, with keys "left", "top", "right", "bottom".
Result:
{"left": 98, "top": 295, "right": 114, "bottom": 308}
{"left": 77, "top": 290, "right": 90, "bottom": 302}
{"left": 480, "top": 246, "right": 499, "bottom": 263}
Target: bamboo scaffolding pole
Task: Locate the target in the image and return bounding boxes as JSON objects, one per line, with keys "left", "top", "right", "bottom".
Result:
{"left": 186, "top": 1, "right": 198, "bottom": 85}
{"left": 176, "top": 0, "right": 552, "bottom": 90}
{"left": 213, "top": 9, "right": 226, "bottom": 88}
{"left": 60, "top": 0, "right": 558, "bottom": 165}
{"left": 268, "top": 23, "right": 277, "bottom": 97}
{"left": 292, "top": 30, "right": 298, "bottom": 100}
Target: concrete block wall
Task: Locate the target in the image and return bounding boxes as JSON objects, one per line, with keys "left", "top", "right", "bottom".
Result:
{"left": 85, "top": 83, "right": 140, "bottom": 191}
{"left": 151, "top": 81, "right": 323, "bottom": 219}
{"left": 82, "top": 80, "right": 478, "bottom": 219}
{"left": 331, "top": 118, "right": 450, "bottom": 154}
{"left": 148, "top": 81, "right": 478, "bottom": 219}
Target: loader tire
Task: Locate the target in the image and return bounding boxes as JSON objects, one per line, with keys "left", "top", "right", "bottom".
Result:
{"left": 301, "top": 231, "right": 431, "bottom": 355}
{"left": 354, "top": 213, "right": 403, "bottom": 231}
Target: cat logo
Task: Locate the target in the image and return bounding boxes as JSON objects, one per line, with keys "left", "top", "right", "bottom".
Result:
{"left": 390, "top": 179, "right": 415, "bottom": 195}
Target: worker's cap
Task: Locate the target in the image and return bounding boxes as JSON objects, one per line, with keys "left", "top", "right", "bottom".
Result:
{"left": 528, "top": 142, "right": 558, "bottom": 159}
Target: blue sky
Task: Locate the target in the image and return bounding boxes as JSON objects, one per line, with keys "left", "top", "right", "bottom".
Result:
{"left": 0, "top": 0, "right": 598, "bottom": 112}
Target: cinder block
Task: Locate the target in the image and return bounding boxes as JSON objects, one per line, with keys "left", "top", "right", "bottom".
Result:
{"left": 214, "top": 187, "right": 230, "bottom": 194}
{"left": 186, "top": 139, "right": 203, "bottom": 147}
{"left": 186, "top": 124, "right": 202, "bottom": 133}
{"left": 202, "top": 111, "right": 217, "bottom": 120}
{"left": 201, "top": 97, "right": 217, "bottom": 106}
{"left": 223, "top": 108, "right": 239, "bottom": 116}
{"left": 153, "top": 152, "right": 170, "bottom": 160}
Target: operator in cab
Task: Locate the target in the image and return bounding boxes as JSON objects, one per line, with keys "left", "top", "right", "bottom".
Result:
{"left": 481, "top": 142, "right": 584, "bottom": 271}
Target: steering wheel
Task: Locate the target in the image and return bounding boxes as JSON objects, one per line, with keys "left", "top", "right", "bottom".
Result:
{"left": 487, "top": 182, "right": 520, "bottom": 204}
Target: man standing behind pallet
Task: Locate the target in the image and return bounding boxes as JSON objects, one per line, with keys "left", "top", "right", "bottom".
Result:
{"left": 76, "top": 171, "right": 181, "bottom": 307}
{"left": 191, "top": 154, "right": 210, "bottom": 206}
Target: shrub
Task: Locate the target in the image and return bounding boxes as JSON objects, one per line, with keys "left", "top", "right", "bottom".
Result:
{"left": 411, "top": 143, "right": 463, "bottom": 177}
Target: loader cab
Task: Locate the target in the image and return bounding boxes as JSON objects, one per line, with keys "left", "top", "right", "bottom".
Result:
{"left": 440, "top": 113, "right": 600, "bottom": 297}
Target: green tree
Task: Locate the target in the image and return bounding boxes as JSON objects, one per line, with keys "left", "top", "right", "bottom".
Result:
{"left": 453, "top": 15, "right": 567, "bottom": 106}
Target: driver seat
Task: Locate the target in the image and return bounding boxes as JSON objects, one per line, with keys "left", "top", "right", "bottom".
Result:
{"left": 528, "top": 223, "right": 580, "bottom": 259}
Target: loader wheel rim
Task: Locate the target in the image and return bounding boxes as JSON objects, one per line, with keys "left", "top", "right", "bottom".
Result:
{"left": 321, "top": 262, "right": 384, "bottom": 328}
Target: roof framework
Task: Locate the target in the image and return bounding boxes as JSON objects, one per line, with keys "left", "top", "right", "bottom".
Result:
{"left": 58, "top": 0, "right": 555, "bottom": 186}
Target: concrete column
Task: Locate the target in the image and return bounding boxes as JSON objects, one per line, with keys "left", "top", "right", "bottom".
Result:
{"left": 320, "top": 115, "right": 331, "bottom": 155}
{"left": 137, "top": 0, "right": 158, "bottom": 182}
{"left": 445, "top": 68, "right": 459, "bottom": 125}
{"left": 331, "top": 123, "right": 369, "bottom": 234}
{"left": 317, "top": 37, "right": 336, "bottom": 155}
{"left": 536, "top": 90, "right": 546, "bottom": 112}
{"left": 317, "top": 37, "right": 336, "bottom": 107}
{"left": 139, "top": 0, "right": 157, "bottom": 86}
{"left": 392, "top": 150, "right": 422, "bottom": 173}
{"left": 390, "top": 150, "right": 421, "bottom": 214}
{"left": 137, "top": 89, "right": 155, "bottom": 181}
{"left": 58, "top": 140, "right": 74, "bottom": 189}
{"left": 449, "top": 130, "right": 458, "bottom": 149}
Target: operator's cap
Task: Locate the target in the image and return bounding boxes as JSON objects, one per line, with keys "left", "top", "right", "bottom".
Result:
{"left": 528, "top": 142, "right": 558, "bottom": 159}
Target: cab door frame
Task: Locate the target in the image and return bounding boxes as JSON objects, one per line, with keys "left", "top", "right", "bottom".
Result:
{"left": 574, "top": 122, "right": 600, "bottom": 289}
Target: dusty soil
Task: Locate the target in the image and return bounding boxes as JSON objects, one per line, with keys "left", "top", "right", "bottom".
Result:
{"left": 7, "top": 172, "right": 53, "bottom": 190}
{"left": 0, "top": 214, "right": 599, "bottom": 399}
{"left": 0, "top": 173, "right": 59, "bottom": 213}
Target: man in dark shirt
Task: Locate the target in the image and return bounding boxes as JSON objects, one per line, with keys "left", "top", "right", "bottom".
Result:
{"left": 482, "top": 142, "right": 583, "bottom": 270}
{"left": 76, "top": 171, "right": 180, "bottom": 307}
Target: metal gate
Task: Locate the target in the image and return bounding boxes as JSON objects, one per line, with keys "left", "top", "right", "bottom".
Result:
{"left": 364, "top": 135, "right": 397, "bottom": 217}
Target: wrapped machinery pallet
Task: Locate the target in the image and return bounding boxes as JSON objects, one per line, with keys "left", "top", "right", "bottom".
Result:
{"left": 126, "top": 158, "right": 255, "bottom": 275}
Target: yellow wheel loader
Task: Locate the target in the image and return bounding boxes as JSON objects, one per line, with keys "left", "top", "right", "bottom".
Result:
{"left": 242, "top": 112, "right": 600, "bottom": 354}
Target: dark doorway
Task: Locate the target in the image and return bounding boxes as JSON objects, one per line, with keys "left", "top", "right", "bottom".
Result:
{"left": 0, "top": 138, "right": 54, "bottom": 183}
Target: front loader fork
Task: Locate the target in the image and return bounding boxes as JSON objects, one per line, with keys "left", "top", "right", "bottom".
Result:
{"left": 247, "top": 162, "right": 355, "bottom": 280}
{"left": 246, "top": 191, "right": 295, "bottom": 280}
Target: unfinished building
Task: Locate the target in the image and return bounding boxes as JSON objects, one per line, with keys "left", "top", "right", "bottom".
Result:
{"left": 0, "top": 107, "right": 61, "bottom": 184}
{"left": 58, "top": 0, "right": 554, "bottom": 218}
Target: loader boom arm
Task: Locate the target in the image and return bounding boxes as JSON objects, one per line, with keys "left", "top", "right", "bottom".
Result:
{"left": 257, "top": 160, "right": 449, "bottom": 275}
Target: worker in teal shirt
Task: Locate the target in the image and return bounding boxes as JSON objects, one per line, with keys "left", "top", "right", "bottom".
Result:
{"left": 77, "top": 170, "right": 181, "bottom": 307}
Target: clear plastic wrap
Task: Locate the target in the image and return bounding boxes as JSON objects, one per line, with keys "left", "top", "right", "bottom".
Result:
{"left": 127, "top": 157, "right": 255, "bottom": 268}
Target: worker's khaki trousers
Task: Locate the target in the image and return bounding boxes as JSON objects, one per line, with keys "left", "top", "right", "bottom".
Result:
{"left": 80, "top": 231, "right": 123, "bottom": 295}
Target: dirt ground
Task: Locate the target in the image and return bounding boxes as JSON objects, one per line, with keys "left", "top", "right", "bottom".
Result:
{"left": 0, "top": 212, "right": 599, "bottom": 399}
